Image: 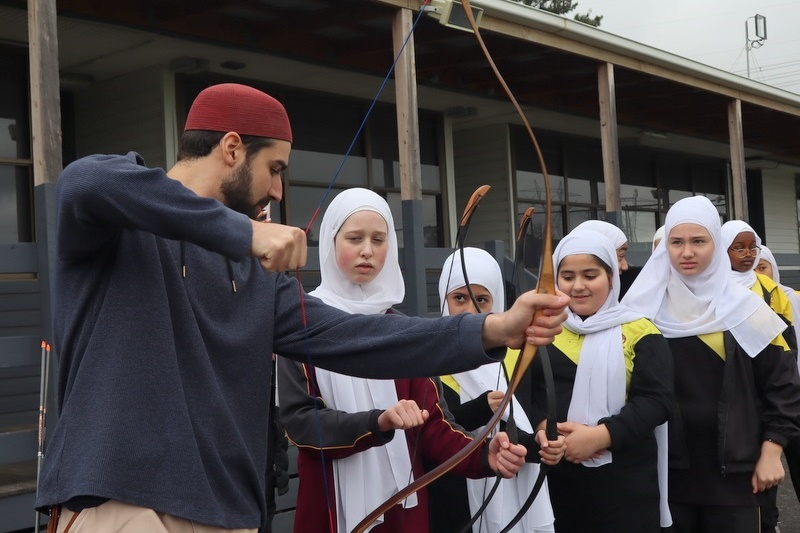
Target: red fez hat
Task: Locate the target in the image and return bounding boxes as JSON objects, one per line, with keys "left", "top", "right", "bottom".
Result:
{"left": 184, "top": 83, "right": 292, "bottom": 143}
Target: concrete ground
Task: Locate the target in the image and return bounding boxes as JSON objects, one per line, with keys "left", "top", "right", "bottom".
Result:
{"left": 777, "top": 455, "right": 800, "bottom": 533}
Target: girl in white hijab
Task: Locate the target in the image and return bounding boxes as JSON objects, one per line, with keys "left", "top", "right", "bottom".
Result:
{"left": 574, "top": 219, "right": 630, "bottom": 273}
{"left": 533, "top": 229, "right": 672, "bottom": 533}
{"left": 721, "top": 220, "right": 796, "bottom": 353}
{"left": 432, "top": 247, "right": 560, "bottom": 533}
{"left": 757, "top": 244, "right": 800, "bottom": 501}
{"left": 758, "top": 245, "right": 800, "bottom": 346}
{"left": 753, "top": 244, "right": 800, "bottom": 533}
{"left": 574, "top": 220, "right": 643, "bottom": 300}
{"left": 622, "top": 195, "right": 800, "bottom": 533}
{"left": 652, "top": 225, "right": 665, "bottom": 251}
{"left": 278, "top": 188, "right": 527, "bottom": 533}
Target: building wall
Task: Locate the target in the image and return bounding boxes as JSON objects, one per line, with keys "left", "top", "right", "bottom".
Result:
{"left": 762, "top": 165, "right": 800, "bottom": 253}
{"left": 453, "top": 124, "right": 514, "bottom": 248}
{"left": 74, "top": 66, "right": 169, "bottom": 169}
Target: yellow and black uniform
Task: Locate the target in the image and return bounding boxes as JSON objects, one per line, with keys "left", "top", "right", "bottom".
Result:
{"left": 623, "top": 199, "right": 800, "bottom": 533}
{"left": 754, "top": 272, "right": 797, "bottom": 353}
{"left": 752, "top": 271, "right": 799, "bottom": 532}
{"left": 667, "top": 331, "right": 800, "bottom": 527}
{"left": 529, "top": 318, "right": 673, "bottom": 533}
{"left": 430, "top": 353, "right": 543, "bottom": 533}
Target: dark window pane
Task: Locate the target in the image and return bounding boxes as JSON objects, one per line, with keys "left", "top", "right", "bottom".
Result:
{"left": 0, "top": 165, "right": 32, "bottom": 243}
{"left": 288, "top": 149, "right": 369, "bottom": 187}
{"left": 517, "top": 170, "right": 565, "bottom": 203}
{"left": 285, "top": 185, "right": 341, "bottom": 246}
{"left": 568, "top": 205, "right": 594, "bottom": 231}
{"left": 386, "top": 192, "right": 442, "bottom": 248}
{"left": 620, "top": 184, "right": 659, "bottom": 210}
{"left": 620, "top": 150, "right": 654, "bottom": 187}
{"left": 620, "top": 210, "right": 657, "bottom": 244}
{"left": 516, "top": 202, "right": 563, "bottom": 273}
{"left": 668, "top": 189, "right": 693, "bottom": 206}
{"left": 513, "top": 127, "right": 563, "bottom": 176}
{"left": 567, "top": 178, "right": 592, "bottom": 205}
{"left": 283, "top": 93, "right": 366, "bottom": 156}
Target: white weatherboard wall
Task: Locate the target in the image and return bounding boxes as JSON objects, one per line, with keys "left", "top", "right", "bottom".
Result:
{"left": 453, "top": 124, "right": 514, "bottom": 248}
{"left": 762, "top": 166, "right": 800, "bottom": 254}
{"left": 74, "top": 66, "right": 169, "bottom": 170}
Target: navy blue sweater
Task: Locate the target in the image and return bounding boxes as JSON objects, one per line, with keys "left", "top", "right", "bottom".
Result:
{"left": 36, "top": 153, "right": 502, "bottom": 528}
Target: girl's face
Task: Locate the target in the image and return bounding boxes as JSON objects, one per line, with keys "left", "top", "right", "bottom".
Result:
{"left": 557, "top": 254, "right": 612, "bottom": 317}
{"left": 334, "top": 210, "right": 389, "bottom": 285}
{"left": 446, "top": 284, "right": 494, "bottom": 315}
{"left": 755, "top": 259, "right": 774, "bottom": 280}
{"left": 726, "top": 231, "right": 759, "bottom": 273}
{"left": 616, "top": 243, "right": 630, "bottom": 272}
{"left": 667, "top": 223, "right": 714, "bottom": 277}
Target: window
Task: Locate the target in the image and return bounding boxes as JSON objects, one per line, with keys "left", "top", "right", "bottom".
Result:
{"left": 512, "top": 126, "right": 731, "bottom": 265}
{"left": 514, "top": 130, "right": 602, "bottom": 272}
{"left": 0, "top": 46, "right": 33, "bottom": 244}
{"left": 282, "top": 92, "right": 444, "bottom": 247}
{"left": 177, "top": 81, "right": 445, "bottom": 248}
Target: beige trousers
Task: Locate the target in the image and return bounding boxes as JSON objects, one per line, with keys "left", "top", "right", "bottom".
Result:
{"left": 55, "top": 500, "right": 257, "bottom": 533}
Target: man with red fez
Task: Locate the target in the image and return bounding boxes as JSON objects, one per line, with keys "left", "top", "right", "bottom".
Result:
{"left": 36, "top": 83, "right": 569, "bottom": 532}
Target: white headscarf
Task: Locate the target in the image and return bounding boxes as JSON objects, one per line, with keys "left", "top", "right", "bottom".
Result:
{"left": 652, "top": 225, "right": 665, "bottom": 252}
{"left": 760, "top": 246, "right": 800, "bottom": 373}
{"left": 311, "top": 188, "right": 404, "bottom": 315}
{"left": 439, "top": 248, "right": 554, "bottom": 533}
{"left": 622, "top": 196, "right": 786, "bottom": 357}
{"left": 554, "top": 230, "right": 644, "bottom": 467}
{"left": 721, "top": 220, "right": 762, "bottom": 289}
{"left": 558, "top": 230, "right": 670, "bottom": 527}
{"left": 574, "top": 220, "right": 628, "bottom": 249}
{"left": 759, "top": 245, "right": 781, "bottom": 284}
{"left": 310, "top": 188, "right": 415, "bottom": 532}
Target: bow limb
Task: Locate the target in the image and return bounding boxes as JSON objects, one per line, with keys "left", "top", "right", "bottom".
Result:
{"left": 492, "top": 212, "right": 558, "bottom": 533}
{"left": 459, "top": 0, "right": 556, "bottom": 418}
{"left": 355, "top": 2, "right": 557, "bottom": 529}
{"left": 458, "top": 185, "right": 491, "bottom": 313}
{"left": 460, "top": 3, "right": 558, "bottom": 530}
{"left": 516, "top": 207, "right": 536, "bottom": 245}
{"left": 350, "top": 185, "right": 494, "bottom": 533}
{"left": 351, "top": 370, "right": 521, "bottom": 533}
{"left": 458, "top": 184, "right": 491, "bottom": 228}
{"left": 438, "top": 185, "right": 492, "bottom": 315}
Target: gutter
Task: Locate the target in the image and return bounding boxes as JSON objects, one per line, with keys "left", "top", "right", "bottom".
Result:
{"left": 465, "top": 0, "right": 800, "bottom": 113}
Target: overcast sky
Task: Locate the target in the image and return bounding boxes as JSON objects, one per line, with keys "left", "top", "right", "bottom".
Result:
{"left": 571, "top": 0, "right": 800, "bottom": 95}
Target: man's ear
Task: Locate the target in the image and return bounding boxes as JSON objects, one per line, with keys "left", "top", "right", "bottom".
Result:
{"left": 220, "top": 132, "right": 244, "bottom": 167}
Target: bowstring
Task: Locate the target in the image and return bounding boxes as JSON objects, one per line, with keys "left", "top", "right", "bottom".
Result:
{"left": 293, "top": 3, "right": 432, "bottom": 528}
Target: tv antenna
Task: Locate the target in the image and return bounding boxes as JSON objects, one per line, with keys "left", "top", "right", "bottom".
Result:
{"left": 745, "top": 14, "right": 767, "bottom": 78}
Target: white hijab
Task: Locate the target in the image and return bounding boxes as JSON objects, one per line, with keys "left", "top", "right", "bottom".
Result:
{"left": 760, "top": 246, "right": 800, "bottom": 372}
{"left": 439, "top": 247, "right": 554, "bottom": 533}
{"left": 311, "top": 188, "right": 405, "bottom": 314}
{"left": 574, "top": 219, "right": 628, "bottom": 249}
{"left": 652, "top": 225, "right": 665, "bottom": 252}
{"left": 310, "top": 188, "right": 415, "bottom": 532}
{"left": 554, "top": 230, "right": 644, "bottom": 467}
{"left": 559, "top": 230, "right": 670, "bottom": 526}
{"left": 759, "top": 245, "right": 782, "bottom": 284}
{"left": 622, "top": 195, "right": 786, "bottom": 357}
{"left": 721, "top": 220, "right": 761, "bottom": 289}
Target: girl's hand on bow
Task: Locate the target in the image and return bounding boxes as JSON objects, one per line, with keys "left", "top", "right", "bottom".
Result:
{"left": 536, "top": 430, "right": 566, "bottom": 466}
{"left": 487, "top": 431, "right": 527, "bottom": 478}
{"left": 487, "top": 390, "right": 504, "bottom": 412}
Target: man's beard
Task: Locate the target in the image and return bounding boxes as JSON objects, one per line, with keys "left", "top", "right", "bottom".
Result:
{"left": 220, "top": 159, "right": 255, "bottom": 218}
